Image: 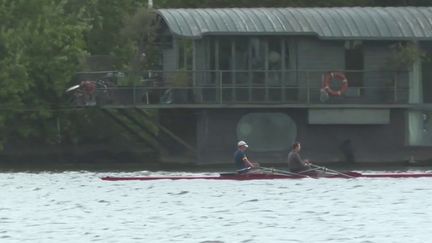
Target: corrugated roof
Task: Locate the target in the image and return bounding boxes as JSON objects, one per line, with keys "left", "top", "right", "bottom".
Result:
{"left": 156, "top": 7, "right": 432, "bottom": 40}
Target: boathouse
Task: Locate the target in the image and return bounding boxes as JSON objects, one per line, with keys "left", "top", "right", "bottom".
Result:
{"left": 99, "top": 7, "right": 432, "bottom": 164}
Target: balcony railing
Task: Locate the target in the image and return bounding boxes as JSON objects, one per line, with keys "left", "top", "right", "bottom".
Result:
{"left": 72, "top": 70, "right": 410, "bottom": 106}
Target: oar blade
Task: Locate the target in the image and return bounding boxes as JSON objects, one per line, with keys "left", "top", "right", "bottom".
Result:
{"left": 66, "top": 84, "right": 80, "bottom": 92}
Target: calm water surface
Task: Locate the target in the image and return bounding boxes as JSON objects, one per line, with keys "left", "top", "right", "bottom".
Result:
{"left": 1, "top": 170, "right": 432, "bottom": 243}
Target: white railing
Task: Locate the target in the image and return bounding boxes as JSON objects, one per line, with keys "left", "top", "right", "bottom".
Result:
{"left": 71, "top": 69, "right": 409, "bottom": 106}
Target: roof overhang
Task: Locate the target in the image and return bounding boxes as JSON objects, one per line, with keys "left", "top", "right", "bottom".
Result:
{"left": 156, "top": 7, "right": 432, "bottom": 40}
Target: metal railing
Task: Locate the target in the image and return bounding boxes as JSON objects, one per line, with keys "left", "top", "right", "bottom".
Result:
{"left": 72, "top": 69, "right": 410, "bottom": 106}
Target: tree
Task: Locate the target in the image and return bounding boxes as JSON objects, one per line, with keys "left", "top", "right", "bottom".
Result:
{"left": 0, "top": 0, "right": 89, "bottom": 148}
{"left": 120, "top": 8, "right": 160, "bottom": 76}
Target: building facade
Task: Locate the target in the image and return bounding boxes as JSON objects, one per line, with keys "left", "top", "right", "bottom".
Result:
{"left": 122, "top": 7, "right": 432, "bottom": 164}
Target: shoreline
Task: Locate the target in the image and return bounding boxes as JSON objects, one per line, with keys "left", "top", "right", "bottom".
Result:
{"left": 0, "top": 160, "right": 431, "bottom": 172}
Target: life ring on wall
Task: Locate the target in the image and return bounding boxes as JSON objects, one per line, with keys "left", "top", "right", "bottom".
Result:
{"left": 322, "top": 72, "right": 348, "bottom": 96}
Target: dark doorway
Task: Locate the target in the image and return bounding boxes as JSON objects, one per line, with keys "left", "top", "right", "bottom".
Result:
{"left": 345, "top": 42, "right": 364, "bottom": 88}
{"left": 422, "top": 55, "right": 432, "bottom": 103}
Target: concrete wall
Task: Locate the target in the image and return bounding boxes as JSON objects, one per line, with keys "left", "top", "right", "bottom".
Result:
{"left": 363, "top": 42, "right": 402, "bottom": 102}
{"left": 162, "top": 39, "right": 178, "bottom": 86}
{"left": 195, "top": 108, "right": 432, "bottom": 165}
{"left": 295, "top": 37, "right": 344, "bottom": 102}
{"left": 296, "top": 37, "right": 345, "bottom": 82}
{"left": 296, "top": 38, "right": 345, "bottom": 70}
{"left": 308, "top": 109, "right": 390, "bottom": 124}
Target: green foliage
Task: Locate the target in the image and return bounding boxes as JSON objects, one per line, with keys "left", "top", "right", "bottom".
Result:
{"left": 60, "top": 109, "right": 133, "bottom": 145}
{"left": 0, "top": 0, "right": 90, "bottom": 147}
{"left": 171, "top": 70, "right": 191, "bottom": 87}
{"left": 119, "top": 7, "right": 160, "bottom": 84}
{"left": 65, "top": 0, "right": 144, "bottom": 56}
{"left": 387, "top": 42, "right": 426, "bottom": 71}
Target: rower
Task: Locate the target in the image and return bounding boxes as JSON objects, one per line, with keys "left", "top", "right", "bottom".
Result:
{"left": 287, "top": 142, "right": 311, "bottom": 173}
{"left": 234, "top": 141, "right": 258, "bottom": 173}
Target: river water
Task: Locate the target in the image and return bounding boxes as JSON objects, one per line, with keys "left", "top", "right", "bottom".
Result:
{"left": 1, "top": 169, "right": 432, "bottom": 243}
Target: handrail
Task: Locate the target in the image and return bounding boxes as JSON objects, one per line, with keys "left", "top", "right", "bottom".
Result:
{"left": 71, "top": 69, "right": 410, "bottom": 106}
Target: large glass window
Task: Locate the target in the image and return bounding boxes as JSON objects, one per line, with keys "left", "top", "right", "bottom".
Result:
{"left": 284, "top": 39, "right": 291, "bottom": 70}
{"left": 250, "top": 38, "right": 266, "bottom": 100}
{"left": 218, "top": 38, "right": 233, "bottom": 101}
{"left": 250, "top": 38, "right": 266, "bottom": 71}
{"left": 237, "top": 112, "right": 297, "bottom": 151}
{"left": 178, "top": 39, "right": 192, "bottom": 70}
{"left": 234, "top": 37, "right": 250, "bottom": 101}
{"left": 345, "top": 41, "right": 364, "bottom": 87}
{"left": 206, "top": 36, "right": 294, "bottom": 103}
{"left": 209, "top": 39, "right": 216, "bottom": 70}
{"left": 422, "top": 44, "right": 432, "bottom": 103}
{"left": 208, "top": 39, "right": 218, "bottom": 86}
{"left": 268, "top": 38, "right": 282, "bottom": 101}
{"left": 268, "top": 39, "right": 282, "bottom": 72}
{"left": 219, "top": 37, "right": 232, "bottom": 82}
{"left": 408, "top": 111, "right": 432, "bottom": 146}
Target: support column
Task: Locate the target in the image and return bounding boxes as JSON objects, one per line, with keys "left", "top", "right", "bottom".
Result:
{"left": 407, "top": 42, "right": 424, "bottom": 145}
{"left": 409, "top": 47, "right": 423, "bottom": 104}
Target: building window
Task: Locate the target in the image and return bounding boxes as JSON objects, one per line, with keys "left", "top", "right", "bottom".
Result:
{"left": 218, "top": 37, "right": 232, "bottom": 70}
{"left": 250, "top": 38, "right": 266, "bottom": 100}
{"left": 268, "top": 38, "right": 283, "bottom": 101}
{"left": 407, "top": 111, "right": 432, "bottom": 146}
{"left": 345, "top": 40, "right": 364, "bottom": 87}
{"left": 209, "top": 39, "right": 217, "bottom": 70}
{"left": 234, "top": 37, "right": 250, "bottom": 101}
{"left": 178, "top": 39, "right": 192, "bottom": 70}
{"left": 234, "top": 37, "right": 249, "bottom": 85}
{"left": 237, "top": 112, "right": 297, "bottom": 152}
{"left": 284, "top": 39, "right": 290, "bottom": 70}
{"left": 422, "top": 47, "right": 432, "bottom": 103}
{"left": 268, "top": 38, "right": 282, "bottom": 84}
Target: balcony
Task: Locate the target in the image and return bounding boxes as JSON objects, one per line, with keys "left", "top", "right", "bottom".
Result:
{"left": 71, "top": 70, "right": 410, "bottom": 108}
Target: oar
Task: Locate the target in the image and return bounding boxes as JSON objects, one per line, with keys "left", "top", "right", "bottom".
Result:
{"left": 295, "top": 167, "right": 323, "bottom": 174}
{"left": 309, "top": 163, "right": 355, "bottom": 178}
{"left": 65, "top": 84, "right": 80, "bottom": 92}
{"left": 258, "top": 166, "right": 312, "bottom": 178}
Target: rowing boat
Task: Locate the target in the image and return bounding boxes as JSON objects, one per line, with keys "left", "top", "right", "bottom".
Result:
{"left": 101, "top": 171, "right": 432, "bottom": 181}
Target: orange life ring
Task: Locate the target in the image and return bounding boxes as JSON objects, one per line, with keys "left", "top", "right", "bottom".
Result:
{"left": 322, "top": 72, "right": 348, "bottom": 96}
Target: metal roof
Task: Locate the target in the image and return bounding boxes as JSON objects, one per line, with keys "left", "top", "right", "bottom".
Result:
{"left": 156, "top": 7, "right": 432, "bottom": 40}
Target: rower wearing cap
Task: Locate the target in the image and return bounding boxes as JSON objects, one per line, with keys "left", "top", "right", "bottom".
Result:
{"left": 234, "top": 140, "right": 258, "bottom": 173}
